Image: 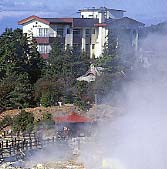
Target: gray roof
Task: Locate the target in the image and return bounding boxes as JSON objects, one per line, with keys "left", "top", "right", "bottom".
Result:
{"left": 42, "top": 18, "right": 98, "bottom": 27}
{"left": 79, "top": 7, "right": 126, "bottom": 12}
{"left": 107, "top": 17, "right": 145, "bottom": 29}
{"left": 73, "top": 18, "right": 99, "bottom": 27}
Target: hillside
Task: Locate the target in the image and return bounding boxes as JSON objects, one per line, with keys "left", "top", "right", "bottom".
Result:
{"left": 0, "top": 104, "right": 81, "bottom": 122}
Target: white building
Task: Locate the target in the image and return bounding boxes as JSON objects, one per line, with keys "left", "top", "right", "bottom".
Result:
{"left": 18, "top": 7, "right": 144, "bottom": 59}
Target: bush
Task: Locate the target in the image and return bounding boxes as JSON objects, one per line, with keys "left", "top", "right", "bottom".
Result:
{"left": 13, "top": 110, "right": 34, "bottom": 132}
{"left": 0, "top": 115, "right": 13, "bottom": 129}
{"left": 36, "top": 113, "right": 55, "bottom": 129}
{"left": 74, "top": 97, "right": 89, "bottom": 111}
{"left": 40, "top": 92, "right": 55, "bottom": 107}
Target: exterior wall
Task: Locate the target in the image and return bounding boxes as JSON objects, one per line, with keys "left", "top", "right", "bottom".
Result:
{"left": 21, "top": 10, "right": 142, "bottom": 59}
{"left": 23, "top": 20, "right": 51, "bottom": 37}
{"left": 95, "top": 27, "right": 108, "bottom": 58}
{"left": 64, "top": 26, "right": 73, "bottom": 48}
{"left": 80, "top": 10, "right": 124, "bottom": 21}
{"left": 80, "top": 11, "right": 99, "bottom": 19}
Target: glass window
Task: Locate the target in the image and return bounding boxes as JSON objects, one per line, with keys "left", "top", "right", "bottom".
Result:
{"left": 86, "top": 29, "right": 91, "bottom": 35}
{"left": 38, "top": 28, "right": 49, "bottom": 37}
{"left": 85, "top": 44, "right": 90, "bottom": 53}
{"left": 73, "top": 29, "right": 81, "bottom": 36}
{"left": 92, "top": 29, "right": 96, "bottom": 34}
{"left": 92, "top": 44, "right": 95, "bottom": 49}
{"left": 67, "top": 28, "right": 71, "bottom": 34}
{"left": 57, "top": 28, "right": 64, "bottom": 37}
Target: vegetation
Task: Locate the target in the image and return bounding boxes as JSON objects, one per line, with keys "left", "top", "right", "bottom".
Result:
{"left": 0, "top": 27, "right": 136, "bottom": 111}
{"left": 0, "top": 115, "right": 13, "bottom": 129}
{"left": 13, "top": 110, "right": 34, "bottom": 132}
{"left": 0, "top": 28, "right": 44, "bottom": 109}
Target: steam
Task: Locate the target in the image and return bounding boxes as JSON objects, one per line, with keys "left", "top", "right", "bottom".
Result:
{"left": 91, "top": 33, "right": 167, "bottom": 169}
{"left": 23, "top": 33, "right": 167, "bottom": 169}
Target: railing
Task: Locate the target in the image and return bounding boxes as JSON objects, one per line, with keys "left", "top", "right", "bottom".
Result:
{"left": 0, "top": 131, "right": 58, "bottom": 163}
{"left": 35, "top": 33, "right": 56, "bottom": 38}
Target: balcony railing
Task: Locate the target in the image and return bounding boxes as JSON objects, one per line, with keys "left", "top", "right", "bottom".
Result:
{"left": 35, "top": 33, "right": 56, "bottom": 38}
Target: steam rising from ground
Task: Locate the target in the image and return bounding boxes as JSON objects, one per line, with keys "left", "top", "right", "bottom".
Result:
{"left": 25, "top": 33, "right": 167, "bottom": 169}
{"left": 79, "top": 33, "right": 167, "bottom": 169}
{"left": 92, "top": 33, "right": 167, "bottom": 169}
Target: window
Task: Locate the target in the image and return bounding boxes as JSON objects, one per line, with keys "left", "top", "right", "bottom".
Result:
{"left": 38, "top": 44, "right": 50, "bottom": 54}
{"left": 92, "top": 44, "right": 95, "bottom": 49}
{"left": 85, "top": 44, "right": 90, "bottom": 53}
{"left": 38, "top": 28, "right": 48, "bottom": 37}
{"left": 92, "top": 29, "right": 95, "bottom": 34}
{"left": 67, "top": 28, "right": 71, "bottom": 34}
{"left": 86, "top": 29, "right": 91, "bottom": 35}
{"left": 73, "top": 29, "right": 81, "bottom": 36}
{"left": 73, "top": 44, "right": 81, "bottom": 54}
{"left": 66, "top": 44, "right": 70, "bottom": 48}
{"left": 57, "top": 28, "right": 64, "bottom": 37}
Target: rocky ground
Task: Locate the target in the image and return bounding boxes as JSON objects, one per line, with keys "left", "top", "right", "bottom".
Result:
{"left": 0, "top": 160, "right": 85, "bottom": 169}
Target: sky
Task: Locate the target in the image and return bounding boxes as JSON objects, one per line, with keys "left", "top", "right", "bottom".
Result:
{"left": 0, "top": 0, "right": 167, "bottom": 33}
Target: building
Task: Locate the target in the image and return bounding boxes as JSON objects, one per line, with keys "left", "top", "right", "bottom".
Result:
{"left": 18, "top": 7, "right": 145, "bottom": 59}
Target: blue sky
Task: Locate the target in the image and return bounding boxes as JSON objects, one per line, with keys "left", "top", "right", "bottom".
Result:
{"left": 0, "top": 0, "right": 167, "bottom": 33}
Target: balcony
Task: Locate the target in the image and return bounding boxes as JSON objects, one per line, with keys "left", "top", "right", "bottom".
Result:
{"left": 35, "top": 37, "right": 50, "bottom": 44}
{"left": 40, "top": 53, "right": 49, "bottom": 59}
{"left": 35, "top": 37, "right": 65, "bottom": 44}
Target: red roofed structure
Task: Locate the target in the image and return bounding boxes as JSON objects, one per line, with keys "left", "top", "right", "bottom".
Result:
{"left": 55, "top": 112, "right": 92, "bottom": 123}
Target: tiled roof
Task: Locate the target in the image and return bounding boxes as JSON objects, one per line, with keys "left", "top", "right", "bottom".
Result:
{"left": 18, "top": 16, "right": 98, "bottom": 27}
{"left": 18, "top": 15, "right": 50, "bottom": 25}
{"left": 54, "top": 112, "right": 92, "bottom": 123}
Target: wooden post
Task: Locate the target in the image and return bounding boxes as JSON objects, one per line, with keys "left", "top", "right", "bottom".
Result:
{"left": 6, "top": 140, "right": 8, "bottom": 148}
{"left": 29, "top": 139, "right": 32, "bottom": 149}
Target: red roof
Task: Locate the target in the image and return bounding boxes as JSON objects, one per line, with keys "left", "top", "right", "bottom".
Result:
{"left": 54, "top": 112, "right": 92, "bottom": 123}
{"left": 18, "top": 15, "right": 73, "bottom": 25}
{"left": 18, "top": 15, "right": 50, "bottom": 25}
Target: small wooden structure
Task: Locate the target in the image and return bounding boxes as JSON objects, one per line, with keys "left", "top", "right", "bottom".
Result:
{"left": 54, "top": 112, "right": 95, "bottom": 137}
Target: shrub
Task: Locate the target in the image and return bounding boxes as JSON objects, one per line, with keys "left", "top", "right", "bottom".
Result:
{"left": 0, "top": 115, "right": 13, "bottom": 129}
{"left": 13, "top": 110, "right": 34, "bottom": 132}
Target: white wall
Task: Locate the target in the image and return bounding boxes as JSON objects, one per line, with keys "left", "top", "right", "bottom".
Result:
{"left": 94, "top": 27, "right": 108, "bottom": 58}
{"left": 80, "top": 11, "right": 99, "bottom": 19}
{"left": 23, "top": 20, "right": 51, "bottom": 37}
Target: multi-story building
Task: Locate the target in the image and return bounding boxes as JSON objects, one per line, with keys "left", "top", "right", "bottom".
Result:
{"left": 18, "top": 7, "right": 145, "bottom": 59}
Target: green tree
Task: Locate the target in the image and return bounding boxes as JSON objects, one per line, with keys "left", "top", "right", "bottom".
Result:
{"left": 93, "top": 30, "right": 128, "bottom": 101}
{"left": 0, "top": 28, "right": 43, "bottom": 82}
{"left": 0, "top": 28, "right": 44, "bottom": 109}
{"left": 13, "top": 110, "right": 34, "bottom": 132}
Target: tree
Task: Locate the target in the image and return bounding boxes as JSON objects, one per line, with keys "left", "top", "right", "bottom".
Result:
{"left": 0, "top": 28, "right": 43, "bottom": 82}
{"left": 0, "top": 28, "right": 44, "bottom": 109}
{"left": 39, "top": 38, "right": 91, "bottom": 106}
{"left": 13, "top": 110, "right": 34, "bottom": 132}
{"left": 7, "top": 73, "right": 34, "bottom": 108}
{"left": 93, "top": 30, "right": 128, "bottom": 101}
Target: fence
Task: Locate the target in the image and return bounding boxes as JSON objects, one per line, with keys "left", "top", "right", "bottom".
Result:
{"left": 0, "top": 131, "right": 58, "bottom": 163}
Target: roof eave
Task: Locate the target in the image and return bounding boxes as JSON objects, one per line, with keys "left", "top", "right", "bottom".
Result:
{"left": 18, "top": 15, "right": 50, "bottom": 25}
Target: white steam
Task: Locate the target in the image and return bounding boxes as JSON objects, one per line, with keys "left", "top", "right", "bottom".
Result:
{"left": 95, "top": 33, "right": 167, "bottom": 169}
